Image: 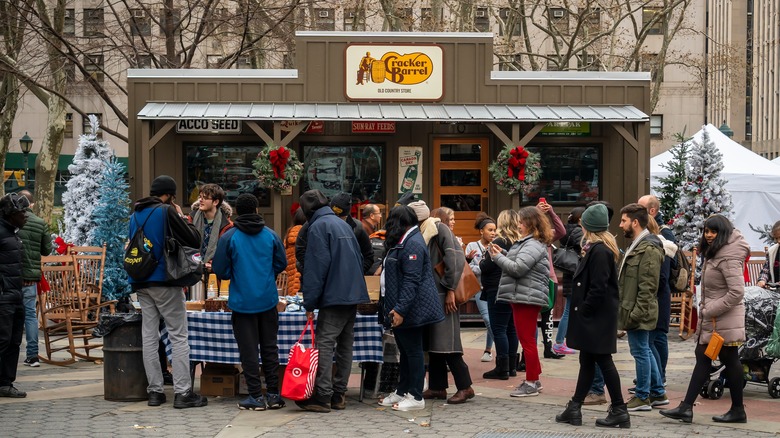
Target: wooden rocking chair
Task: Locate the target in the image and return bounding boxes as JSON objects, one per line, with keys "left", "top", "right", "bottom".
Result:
{"left": 670, "top": 248, "right": 696, "bottom": 340}
{"left": 70, "top": 244, "right": 116, "bottom": 314}
{"left": 38, "top": 255, "right": 115, "bottom": 366}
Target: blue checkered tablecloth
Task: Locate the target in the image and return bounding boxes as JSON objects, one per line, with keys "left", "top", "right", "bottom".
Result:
{"left": 163, "top": 311, "right": 383, "bottom": 365}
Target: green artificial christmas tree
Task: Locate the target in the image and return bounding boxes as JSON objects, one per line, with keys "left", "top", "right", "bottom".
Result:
{"left": 652, "top": 132, "right": 690, "bottom": 226}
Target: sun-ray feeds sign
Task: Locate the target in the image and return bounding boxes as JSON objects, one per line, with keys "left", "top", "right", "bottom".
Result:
{"left": 346, "top": 45, "right": 444, "bottom": 101}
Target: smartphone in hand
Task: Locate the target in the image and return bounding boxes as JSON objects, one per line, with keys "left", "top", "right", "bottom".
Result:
{"left": 539, "top": 197, "right": 547, "bottom": 204}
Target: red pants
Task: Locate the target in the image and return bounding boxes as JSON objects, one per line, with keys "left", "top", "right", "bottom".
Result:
{"left": 511, "top": 303, "right": 542, "bottom": 381}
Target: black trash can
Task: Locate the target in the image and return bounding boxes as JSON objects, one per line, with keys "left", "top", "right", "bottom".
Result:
{"left": 102, "top": 314, "right": 148, "bottom": 401}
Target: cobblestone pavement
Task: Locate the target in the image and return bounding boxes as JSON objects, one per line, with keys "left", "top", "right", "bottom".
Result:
{"left": 3, "top": 329, "right": 779, "bottom": 437}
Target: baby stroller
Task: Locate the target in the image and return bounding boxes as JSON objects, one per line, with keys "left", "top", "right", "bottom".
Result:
{"left": 701, "top": 285, "right": 780, "bottom": 399}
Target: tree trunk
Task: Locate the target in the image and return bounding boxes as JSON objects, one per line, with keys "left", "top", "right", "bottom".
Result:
{"left": 0, "top": 74, "right": 20, "bottom": 198}
{"left": 33, "top": 94, "right": 66, "bottom": 223}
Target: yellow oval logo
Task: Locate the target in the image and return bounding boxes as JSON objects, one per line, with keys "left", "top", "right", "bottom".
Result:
{"left": 380, "top": 52, "right": 433, "bottom": 85}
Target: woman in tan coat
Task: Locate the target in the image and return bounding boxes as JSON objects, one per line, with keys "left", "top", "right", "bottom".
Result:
{"left": 660, "top": 214, "right": 750, "bottom": 424}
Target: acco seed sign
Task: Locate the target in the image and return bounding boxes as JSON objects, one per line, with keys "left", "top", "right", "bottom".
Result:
{"left": 345, "top": 45, "right": 444, "bottom": 101}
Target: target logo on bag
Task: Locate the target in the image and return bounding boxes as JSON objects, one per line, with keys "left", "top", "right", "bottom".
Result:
{"left": 282, "top": 320, "right": 319, "bottom": 401}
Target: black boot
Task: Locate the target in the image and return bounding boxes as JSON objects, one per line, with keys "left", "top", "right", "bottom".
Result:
{"left": 659, "top": 401, "right": 693, "bottom": 424}
{"left": 712, "top": 405, "right": 747, "bottom": 423}
{"left": 517, "top": 352, "right": 526, "bottom": 372}
{"left": 595, "top": 402, "right": 630, "bottom": 428}
{"left": 508, "top": 354, "right": 518, "bottom": 377}
{"left": 483, "top": 356, "right": 509, "bottom": 380}
{"left": 555, "top": 400, "right": 583, "bottom": 426}
{"left": 544, "top": 341, "right": 564, "bottom": 359}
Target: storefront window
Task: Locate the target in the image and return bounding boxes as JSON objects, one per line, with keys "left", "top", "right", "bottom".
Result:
{"left": 523, "top": 145, "right": 599, "bottom": 204}
{"left": 301, "top": 144, "right": 384, "bottom": 203}
{"left": 185, "top": 144, "right": 270, "bottom": 207}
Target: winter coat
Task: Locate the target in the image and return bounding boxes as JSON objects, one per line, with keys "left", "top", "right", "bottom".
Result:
{"left": 295, "top": 221, "right": 309, "bottom": 276}
{"left": 0, "top": 217, "right": 24, "bottom": 303}
{"left": 382, "top": 227, "right": 444, "bottom": 329}
{"left": 465, "top": 240, "right": 488, "bottom": 285}
{"left": 127, "top": 197, "right": 201, "bottom": 290}
{"left": 656, "top": 236, "right": 678, "bottom": 333}
{"left": 301, "top": 206, "right": 369, "bottom": 311}
{"left": 546, "top": 210, "right": 566, "bottom": 284}
{"left": 189, "top": 200, "right": 233, "bottom": 263}
{"left": 368, "top": 230, "right": 386, "bottom": 275}
{"left": 567, "top": 242, "right": 619, "bottom": 355}
{"left": 212, "top": 213, "right": 287, "bottom": 314}
{"left": 421, "top": 218, "right": 465, "bottom": 353}
{"left": 617, "top": 234, "right": 663, "bottom": 331}
{"left": 493, "top": 235, "right": 551, "bottom": 308}
{"left": 346, "top": 215, "right": 375, "bottom": 274}
{"left": 559, "top": 223, "right": 583, "bottom": 298}
{"left": 758, "top": 243, "right": 779, "bottom": 284}
{"left": 478, "top": 237, "right": 511, "bottom": 303}
{"left": 18, "top": 208, "right": 52, "bottom": 281}
{"left": 283, "top": 225, "right": 302, "bottom": 295}
{"left": 698, "top": 230, "right": 750, "bottom": 344}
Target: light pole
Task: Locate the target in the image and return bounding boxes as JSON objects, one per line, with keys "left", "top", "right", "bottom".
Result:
{"left": 718, "top": 121, "right": 734, "bottom": 138}
{"left": 19, "top": 132, "right": 33, "bottom": 187}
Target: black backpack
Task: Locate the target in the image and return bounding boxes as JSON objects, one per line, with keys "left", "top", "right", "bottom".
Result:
{"left": 669, "top": 249, "right": 691, "bottom": 292}
{"left": 124, "top": 205, "right": 162, "bottom": 281}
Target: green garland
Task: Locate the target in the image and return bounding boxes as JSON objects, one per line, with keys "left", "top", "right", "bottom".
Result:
{"left": 252, "top": 144, "right": 303, "bottom": 191}
{"left": 488, "top": 144, "right": 542, "bottom": 195}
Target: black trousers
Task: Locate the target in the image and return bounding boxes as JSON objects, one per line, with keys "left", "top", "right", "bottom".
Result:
{"left": 394, "top": 327, "right": 425, "bottom": 400}
{"left": 487, "top": 298, "right": 518, "bottom": 359}
{"left": 684, "top": 343, "right": 743, "bottom": 408}
{"left": 572, "top": 351, "right": 624, "bottom": 405}
{"left": 428, "top": 352, "right": 472, "bottom": 391}
{"left": 231, "top": 308, "right": 280, "bottom": 396}
{"left": 0, "top": 297, "right": 25, "bottom": 387}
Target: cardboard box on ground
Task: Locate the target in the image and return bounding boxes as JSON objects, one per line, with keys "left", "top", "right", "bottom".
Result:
{"left": 199, "top": 363, "right": 286, "bottom": 397}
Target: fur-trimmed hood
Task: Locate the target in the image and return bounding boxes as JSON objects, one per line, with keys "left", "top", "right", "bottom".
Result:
{"left": 419, "top": 217, "right": 441, "bottom": 244}
{"left": 191, "top": 199, "right": 233, "bottom": 218}
{"left": 657, "top": 234, "right": 679, "bottom": 259}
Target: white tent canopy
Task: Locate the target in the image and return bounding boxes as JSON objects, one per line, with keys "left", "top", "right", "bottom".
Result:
{"left": 650, "top": 124, "right": 780, "bottom": 250}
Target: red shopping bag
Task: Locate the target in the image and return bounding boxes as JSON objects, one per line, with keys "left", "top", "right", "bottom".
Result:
{"left": 281, "top": 319, "right": 319, "bottom": 401}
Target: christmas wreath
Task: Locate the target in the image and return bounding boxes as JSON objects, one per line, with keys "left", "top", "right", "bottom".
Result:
{"left": 252, "top": 144, "right": 303, "bottom": 192}
{"left": 488, "top": 144, "right": 542, "bottom": 195}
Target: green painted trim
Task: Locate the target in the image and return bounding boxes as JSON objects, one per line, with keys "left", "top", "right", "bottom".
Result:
{"left": 4, "top": 153, "right": 128, "bottom": 172}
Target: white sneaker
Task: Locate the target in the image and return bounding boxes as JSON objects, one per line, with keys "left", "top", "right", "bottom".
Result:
{"left": 481, "top": 351, "right": 493, "bottom": 362}
{"left": 393, "top": 394, "right": 425, "bottom": 411}
{"left": 379, "top": 391, "right": 404, "bottom": 407}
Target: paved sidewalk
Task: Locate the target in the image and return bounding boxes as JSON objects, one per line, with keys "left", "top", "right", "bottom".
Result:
{"left": 3, "top": 328, "right": 780, "bottom": 437}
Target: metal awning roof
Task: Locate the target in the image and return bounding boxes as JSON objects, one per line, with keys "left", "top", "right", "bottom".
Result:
{"left": 137, "top": 103, "right": 648, "bottom": 122}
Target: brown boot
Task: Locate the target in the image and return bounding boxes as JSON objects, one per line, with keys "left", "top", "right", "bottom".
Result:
{"left": 422, "top": 389, "right": 447, "bottom": 400}
{"left": 446, "top": 387, "right": 475, "bottom": 404}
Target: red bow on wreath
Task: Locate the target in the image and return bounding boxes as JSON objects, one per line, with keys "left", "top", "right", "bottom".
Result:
{"left": 54, "top": 236, "right": 73, "bottom": 255}
{"left": 269, "top": 146, "right": 291, "bottom": 179}
{"left": 507, "top": 146, "right": 529, "bottom": 181}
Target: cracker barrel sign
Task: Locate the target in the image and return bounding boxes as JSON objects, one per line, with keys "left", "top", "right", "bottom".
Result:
{"left": 345, "top": 45, "right": 444, "bottom": 101}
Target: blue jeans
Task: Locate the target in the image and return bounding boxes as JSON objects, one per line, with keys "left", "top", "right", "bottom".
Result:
{"left": 22, "top": 284, "right": 38, "bottom": 359}
{"left": 591, "top": 364, "right": 605, "bottom": 395}
{"left": 474, "top": 292, "right": 493, "bottom": 351}
{"left": 627, "top": 329, "right": 665, "bottom": 399}
{"left": 648, "top": 328, "right": 668, "bottom": 382}
{"left": 554, "top": 298, "right": 571, "bottom": 345}
{"left": 486, "top": 296, "right": 517, "bottom": 358}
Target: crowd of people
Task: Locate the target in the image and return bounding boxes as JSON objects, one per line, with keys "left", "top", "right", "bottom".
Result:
{"left": 0, "top": 178, "right": 755, "bottom": 428}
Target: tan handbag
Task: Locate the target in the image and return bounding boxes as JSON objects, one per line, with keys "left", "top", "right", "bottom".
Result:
{"left": 433, "top": 240, "right": 481, "bottom": 306}
{"left": 705, "top": 317, "right": 725, "bottom": 360}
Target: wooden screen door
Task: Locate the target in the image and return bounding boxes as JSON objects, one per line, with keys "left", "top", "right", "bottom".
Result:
{"left": 432, "top": 138, "right": 490, "bottom": 247}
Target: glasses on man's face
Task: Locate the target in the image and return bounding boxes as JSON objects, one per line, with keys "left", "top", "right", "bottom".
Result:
{"left": 199, "top": 195, "right": 213, "bottom": 201}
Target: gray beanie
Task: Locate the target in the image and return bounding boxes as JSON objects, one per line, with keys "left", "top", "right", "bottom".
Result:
{"left": 408, "top": 200, "right": 430, "bottom": 221}
{"left": 581, "top": 203, "right": 609, "bottom": 232}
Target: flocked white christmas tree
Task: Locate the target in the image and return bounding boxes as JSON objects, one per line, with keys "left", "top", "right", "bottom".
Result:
{"left": 671, "top": 127, "right": 733, "bottom": 250}
{"left": 62, "top": 115, "right": 115, "bottom": 246}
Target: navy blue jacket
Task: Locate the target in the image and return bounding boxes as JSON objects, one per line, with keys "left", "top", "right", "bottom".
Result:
{"left": 127, "top": 197, "right": 201, "bottom": 290}
{"left": 382, "top": 227, "right": 444, "bottom": 329}
{"left": 301, "top": 206, "right": 369, "bottom": 311}
{"left": 212, "top": 214, "right": 287, "bottom": 314}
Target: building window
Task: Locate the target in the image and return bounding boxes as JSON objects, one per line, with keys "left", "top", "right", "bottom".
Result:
{"left": 135, "top": 54, "right": 154, "bottom": 68}
{"left": 84, "top": 55, "right": 104, "bottom": 82}
{"left": 301, "top": 144, "right": 385, "bottom": 204}
{"left": 549, "top": 8, "right": 569, "bottom": 35}
{"left": 64, "top": 9, "right": 75, "bottom": 36}
{"left": 524, "top": 145, "right": 600, "bottom": 204}
{"left": 643, "top": 7, "right": 663, "bottom": 35}
{"left": 586, "top": 7, "right": 601, "bottom": 31}
{"left": 343, "top": 8, "right": 365, "bottom": 31}
{"left": 185, "top": 144, "right": 271, "bottom": 207}
{"left": 395, "top": 8, "right": 414, "bottom": 31}
{"left": 159, "top": 8, "right": 181, "bottom": 36}
{"left": 313, "top": 8, "right": 335, "bottom": 31}
{"left": 206, "top": 55, "right": 222, "bottom": 68}
{"left": 499, "top": 8, "right": 521, "bottom": 36}
{"left": 650, "top": 115, "right": 663, "bottom": 136}
{"left": 83, "top": 8, "right": 104, "bottom": 37}
{"left": 65, "top": 113, "right": 73, "bottom": 139}
{"left": 577, "top": 53, "right": 601, "bottom": 71}
{"left": 83, "top": 113, "right": 102, "bottom": 138}
{"left": 547, "top": 55, "right": 563, "bottom": 71}
{"left": 499, "top": 54, "right": 522, "bottom": 71}
{"left": 130, "top": 8, "right": 151, "bottom": 36}
{"left": 641, "top": 53, "right": 659, "bottom": 80}
{"left": 474, "top": 8, "right": 490, "bottom": 32}
{"left": 236, "top": 56, "right": 252, "bottom": 69}
{"left": 64, "top": 61, "right": 76, "bottom": 82}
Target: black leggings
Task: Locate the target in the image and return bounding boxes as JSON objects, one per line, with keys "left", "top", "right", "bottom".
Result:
{"left": 683, "top": 344, "right": 743, "bottom": 408}
{"left": 572, "top": 351, "right": 624, "bottom": 405}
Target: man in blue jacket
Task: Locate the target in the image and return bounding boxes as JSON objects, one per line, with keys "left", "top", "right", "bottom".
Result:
{"left": 126, "top": 175, "right": 206, "bottom": 409}
{"left": 212, "top": 194, "right": 287, "bottom": 411}
{"left": 296, "top": 189, "right": 369, "bottom": 413}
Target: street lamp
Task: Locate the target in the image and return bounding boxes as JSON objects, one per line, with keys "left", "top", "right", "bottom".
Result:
{"left": 19, "top": 132, "right": 33, "bottom": 186}
{"left": 718, "top": 121, "right": 734, "bottom": 138}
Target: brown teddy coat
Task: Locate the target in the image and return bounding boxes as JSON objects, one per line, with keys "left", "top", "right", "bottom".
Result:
{"left": 283, "top": 225, "right": 302, "bottom": 296}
